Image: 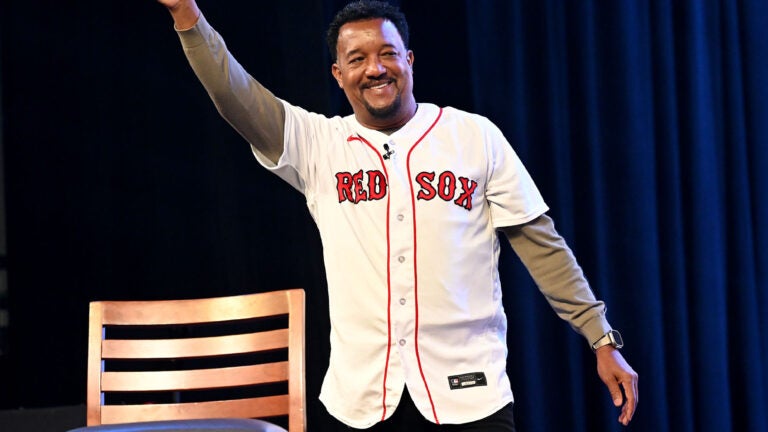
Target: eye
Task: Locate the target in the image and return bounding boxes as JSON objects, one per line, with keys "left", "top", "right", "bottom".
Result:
{"left": 348, "top": 56, "right": 364, "bottom": 65}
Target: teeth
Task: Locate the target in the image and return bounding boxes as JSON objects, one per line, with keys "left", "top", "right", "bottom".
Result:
{"left": 371, "top": 82, "right": 389, "bottom": 89}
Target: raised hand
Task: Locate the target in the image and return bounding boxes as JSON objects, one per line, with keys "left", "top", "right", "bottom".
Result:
{"left": 156, "top": 0, "right": 200, "bottom": 29}
{"left": 156, "top": 0, "right": 183, "bottom": 8}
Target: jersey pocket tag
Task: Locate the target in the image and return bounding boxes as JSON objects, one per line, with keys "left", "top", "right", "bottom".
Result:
{"left": 447, "top": 372, "right": 487, "bottom": 390}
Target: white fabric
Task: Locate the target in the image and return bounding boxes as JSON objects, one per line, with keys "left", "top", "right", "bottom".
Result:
{"left": 253, "top": 102, "right": 548, "bottom": 428}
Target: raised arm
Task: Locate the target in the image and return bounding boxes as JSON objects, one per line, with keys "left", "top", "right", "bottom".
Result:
{"left": 157, "top": 0, "right": 285, "bottom": 164}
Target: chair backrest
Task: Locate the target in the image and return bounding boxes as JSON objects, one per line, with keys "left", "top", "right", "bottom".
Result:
{"left": 85, "top": 289, "right": 305, "bottom": 432}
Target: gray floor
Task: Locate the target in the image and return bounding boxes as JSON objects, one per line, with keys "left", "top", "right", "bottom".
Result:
{"left": 0, "top": 405, "right": 85, "bottom": 432}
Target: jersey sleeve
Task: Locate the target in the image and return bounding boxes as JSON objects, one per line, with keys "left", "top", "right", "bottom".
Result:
{"left": 483, "top": 118, "right": 549, "bottom": 227}
{"left": 254, "top": 101, "right": 311, "bottom": 194}
{"left": 255, "top": 100, "right": 333, "bottom": 197}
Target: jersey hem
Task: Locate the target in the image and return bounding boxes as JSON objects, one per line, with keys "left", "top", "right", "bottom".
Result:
{"left": 321, "top": 395, "right": 516, "bottom": 428}
{"left": 320, "top": 399, "right": 395, "bottom": 429}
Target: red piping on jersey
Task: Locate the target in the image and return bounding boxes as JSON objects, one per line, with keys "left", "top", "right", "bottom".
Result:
{"left": 347, "top": 134, "right": 392, "bottom": 421}
{"left": 346, "top": 106, "right": 443, "bottom": 423}
{"left": 406, "top": 107, "right": 444, "bottom": 424}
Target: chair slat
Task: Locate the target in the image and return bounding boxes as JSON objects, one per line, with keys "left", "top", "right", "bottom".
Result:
{"left": 102, "top": 329, "right": 289, "bottom": 359}
{"left": 102, "top": 362, "right": 289, "bottom": 392}
{"left": 86, "top": 289, "right": 306, "bottom": 430}
{"left": 100, "top": 395, "right": 290, "bottom": 424}
{"left": 100, "top": 294, "right": 290, "bottom": 325}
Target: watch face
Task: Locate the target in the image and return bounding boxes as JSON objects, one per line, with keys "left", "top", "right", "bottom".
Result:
{"left": 610, "top": 330, "right": 624, "bottom": 349}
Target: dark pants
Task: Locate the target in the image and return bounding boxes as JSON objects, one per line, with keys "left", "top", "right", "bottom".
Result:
{"left": 331, "top": 387, "right": 517, "bottom": 432}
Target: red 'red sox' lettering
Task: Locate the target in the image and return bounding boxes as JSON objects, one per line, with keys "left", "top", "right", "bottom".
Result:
{"left": 337, "top": 170, "right": 477, "bottom": 210}
{"left": 416, "top": 171, "right": 477, "bottom": 210}
{"left": 415, "top": 172, "right": 437, "bottom": 200}
{"left": 454, "top": 176, "right": 478, "bottom": 210}
{"left": 336, "top": 170, "right": 387, "bottom": 203}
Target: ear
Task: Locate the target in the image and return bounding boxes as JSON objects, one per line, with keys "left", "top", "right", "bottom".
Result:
{"left": 406, "top": 50, "right": 414, "bottom": 71}
{"left": 331, "top": 63, "right": 344, "bottom": 88}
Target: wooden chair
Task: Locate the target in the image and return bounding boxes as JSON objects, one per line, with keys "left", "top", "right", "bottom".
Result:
{"left": 68, "top": 289, "right": 306, "bottom": 432}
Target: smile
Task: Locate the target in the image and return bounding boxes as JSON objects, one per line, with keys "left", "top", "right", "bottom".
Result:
{"left": 365, "top": 79, "right": 394, "bottom": 90}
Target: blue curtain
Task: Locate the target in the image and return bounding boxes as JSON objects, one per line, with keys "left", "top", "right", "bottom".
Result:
{"left": 1, "top": 1, "right": 767, "bottom": 431}
{"left": 466, "top": 1, "right": 768, "bottom": 431}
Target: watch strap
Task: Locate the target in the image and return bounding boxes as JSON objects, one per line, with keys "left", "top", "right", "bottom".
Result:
{"left": 591, "top": 330, "right": 623, "bottom": 351}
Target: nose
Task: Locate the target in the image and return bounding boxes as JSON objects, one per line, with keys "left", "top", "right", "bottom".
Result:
{"left": 364, "top": 58, "right": 386, "bottom": 77}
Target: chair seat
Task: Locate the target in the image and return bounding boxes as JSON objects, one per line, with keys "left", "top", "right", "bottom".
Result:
{"left": 66, "top": 418, "right": 287, "bottom": 432}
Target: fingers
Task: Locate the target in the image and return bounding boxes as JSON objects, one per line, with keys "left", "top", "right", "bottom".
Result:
{"left": 606, "top": 381, "right": 623, "bottom": 407}
{"left": 595, "top": 348, "right": 638, "bottom": 425}
{"left": 617, "top": 370, "right": 639, "bottom": 425}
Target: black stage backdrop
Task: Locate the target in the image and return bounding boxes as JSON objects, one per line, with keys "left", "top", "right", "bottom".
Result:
{"left": 1, "top": 1, "right": 767, "bottom": 431}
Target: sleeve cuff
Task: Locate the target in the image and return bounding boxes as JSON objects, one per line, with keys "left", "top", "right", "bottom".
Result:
{"left": 580, "top": 314, "right": 613, "bottom": 346}
{"left": 175, "top": 12, "right": 210, "bottom": 49}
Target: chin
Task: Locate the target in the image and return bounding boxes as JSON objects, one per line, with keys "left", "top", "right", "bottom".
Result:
{"left": 365, "top": 99, "right": 401, "bottom": 120}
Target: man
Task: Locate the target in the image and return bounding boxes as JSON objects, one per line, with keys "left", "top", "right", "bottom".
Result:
{"left": 156, "top": 0, "right": 638, "bottom": 430}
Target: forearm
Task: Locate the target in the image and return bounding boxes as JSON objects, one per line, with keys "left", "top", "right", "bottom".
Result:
{"left": 175, "top": 13, "right": 285, "bottom": 164}
{"left": 501, "top": 214, "right": 611, "bottom": 344}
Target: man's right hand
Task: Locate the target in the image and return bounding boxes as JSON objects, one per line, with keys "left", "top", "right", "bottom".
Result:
{"left": 156, "top": 0, "right": 180, "bottom": 7}
{"left": 156, "top": 0, "right": 200, "bottom": 30}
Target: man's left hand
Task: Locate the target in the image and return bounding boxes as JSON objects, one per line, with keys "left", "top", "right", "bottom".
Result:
{"left": 595, "top": 346, "right": 638, "bottom": 426}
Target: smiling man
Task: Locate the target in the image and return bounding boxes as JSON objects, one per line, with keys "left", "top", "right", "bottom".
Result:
{"left": 156, "top": 1, "right": 638, "bottom": 430}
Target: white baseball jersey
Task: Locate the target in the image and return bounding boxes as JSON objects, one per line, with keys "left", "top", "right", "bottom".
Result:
{"left": 253, "top": 101, "right": 549, "bottom": 428}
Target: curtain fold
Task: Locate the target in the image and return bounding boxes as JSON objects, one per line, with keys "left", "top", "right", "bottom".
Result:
{"left": 467, "top": 1, "right": 767, "bottom": 431}
{"left": 2, "top": 1, "right": 767, "bottom": 431}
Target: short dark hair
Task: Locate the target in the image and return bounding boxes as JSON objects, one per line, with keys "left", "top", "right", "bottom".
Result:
{"left": 326, "top": 0, "right": 410, "bottom": 62}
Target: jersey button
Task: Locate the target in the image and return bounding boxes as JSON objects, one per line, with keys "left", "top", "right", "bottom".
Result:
{"left": 398, "top": 256, "right": 405, "bottom": 263}
{"left": 399, "top": 298, "right": 406, "bottom": 305}
{"left": 398, "top": 339, "right": 406, "bottom": 346}
{"left": 397, "top": 214, "right": 404, "bottom": 221}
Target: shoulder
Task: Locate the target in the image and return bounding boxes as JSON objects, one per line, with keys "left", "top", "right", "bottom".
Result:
{"left": 422, "top": 104, "right": 503, "bottom": 139}
{"left": 428, "top": 104, "right": 495, "bottom": 127}
{"left": 281, "top": 99, "right": 351, "bottom": 129}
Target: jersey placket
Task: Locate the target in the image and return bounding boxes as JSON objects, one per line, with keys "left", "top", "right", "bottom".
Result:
{"left": 346, "top": 133, "right": 413, "bottom": 421}
{"left": 383, "top": 138, "right": 417, "bottom": 370}
{"left": 347, "top": 107, "right": 444, "bottom": 424}
{"left": 385, "top": 106, "right": 445, "bottom": 424}
{"left": 381, "top": 135, "right": 439, "bottom": 423}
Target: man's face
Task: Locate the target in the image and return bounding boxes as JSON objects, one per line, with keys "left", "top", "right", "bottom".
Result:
{"left": 332, "top": 18, "right": 415, "bottom": 130}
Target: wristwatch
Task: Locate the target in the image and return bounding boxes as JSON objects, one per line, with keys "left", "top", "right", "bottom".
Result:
{"left": 591, "top": 330, "right": 624, "bottom": 351}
